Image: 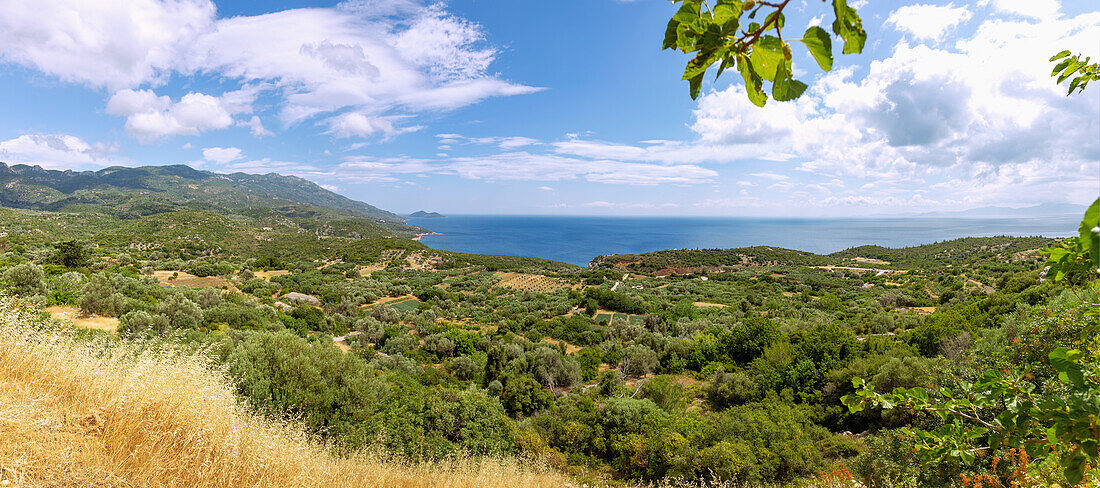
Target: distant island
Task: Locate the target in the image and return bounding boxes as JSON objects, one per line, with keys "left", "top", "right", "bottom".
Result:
{"left": 409, "top": 210, "right": 446, "bottom": 218}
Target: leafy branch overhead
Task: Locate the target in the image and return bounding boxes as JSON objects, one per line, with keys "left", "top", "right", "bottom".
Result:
{"left": 1050, "top": 51, "right": 1100, "bottom": 96}
{"left": 662, "top": 0, "right": 866, "bottom": 105}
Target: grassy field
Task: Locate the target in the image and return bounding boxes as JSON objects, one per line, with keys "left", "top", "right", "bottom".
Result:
{"left": 0, "top": 298, "right": 571, "bottom": 488}
{"left": 153, "top": 270, "right": 239, "bottom": 292}
{"left": 44, "top": 305, "right": 119, "bottom": 333}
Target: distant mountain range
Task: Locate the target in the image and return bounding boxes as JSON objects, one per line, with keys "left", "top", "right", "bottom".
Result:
{"left": 409, "top": 210, "right": 445, "bottom": 218}
{"left": 0, "top": 163, "right": 428, "bottom": 255}
{"left": 0, "top": 163, "right": 403, "bottom": 222}
{"left": 902, "top": 202, "right": 1087, "bottom": 219}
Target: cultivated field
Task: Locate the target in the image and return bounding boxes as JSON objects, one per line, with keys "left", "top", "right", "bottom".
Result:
{"left": 494, "top": 272, "right": 571, "bottom": 292}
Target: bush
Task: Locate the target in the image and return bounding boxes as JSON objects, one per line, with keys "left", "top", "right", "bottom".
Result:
{"left": 4, "top": 263, "right": 45, "bottom": 296}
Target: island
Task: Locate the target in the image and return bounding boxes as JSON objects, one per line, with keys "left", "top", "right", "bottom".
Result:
{"left": 409, "top": 210, "right": 446, "bottom": 218}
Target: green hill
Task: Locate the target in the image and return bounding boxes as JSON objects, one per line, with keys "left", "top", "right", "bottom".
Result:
{"left": 0, "top": 163, "right": 430, "bottom": 258}
{"left": 0, "top": 163, "right": 403, "bottom": 222}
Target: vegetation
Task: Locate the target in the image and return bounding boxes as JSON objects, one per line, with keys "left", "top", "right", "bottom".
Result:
{"left": 1, "top": 182, "right": 1089, "bottom": 486}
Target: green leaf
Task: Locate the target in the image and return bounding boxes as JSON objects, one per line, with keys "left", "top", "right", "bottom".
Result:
{"left": 764, "top": 11, "right": 784, "bottom": 31}
{"left": 683, "top": 55, "right": 714, "bottom": 80}
{"left": 689, "top": 72, "right": 704, "bottom": 100}
{"left": 1077, "top": 197, "right": 1099, "bottom": 252}
{"left": 801, "top": 26, "right": 833, "bottom": 71}
{"left": 672, "top": 1, "right": 701, "bottom": 24}
{"left": 1050, "top": 50, "right": 1071, "bottom": 61}
{"left": 712, "top": 4, "right": 738, "bottom": 25}
{"left": 738, "top": 54, "right": 767, "bottom": 107}
{"left": 831, "top": 0, "right": 867, "bottom": 55}
{"left": 1064, "top": 449, "right": 1087, "bottom": 485}
{"left": 676, "top": 25, "right": 697, "bottom": 52}
{"left": 750, "top": 36, "right": 784, "bottom": 81}
{"left": 1052, "top": 58, "right": 1073, "bottom": 77}
{"left": 772, "top": 62, "right": 807, "bottom": 101}
{"left": 662, "top": 19, "right": 680, "bottom": 50}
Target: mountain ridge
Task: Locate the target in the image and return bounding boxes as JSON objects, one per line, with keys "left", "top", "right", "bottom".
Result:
{"left": 0, "top": 162, "right": 403, "bottom": 222}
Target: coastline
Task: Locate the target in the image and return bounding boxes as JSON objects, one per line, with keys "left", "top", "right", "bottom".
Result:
{"left": 412, "top": 231, "right": 441, "bottom": 242}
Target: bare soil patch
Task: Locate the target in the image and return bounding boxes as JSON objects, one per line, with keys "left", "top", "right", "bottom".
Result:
{"left": 693, "top": 301, "right": 727, "bottom": 308}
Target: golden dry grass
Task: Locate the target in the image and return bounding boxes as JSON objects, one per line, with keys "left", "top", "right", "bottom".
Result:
{"left": 0, "top": 298, "right": 572, "bottom": 488}
{"left": 44, "top": 305, "right": 119, "bottom": 333}
{"left": 152, "top": 271, "right": 239, "bottom": 293}
{"left": 252, "top": 270, "right": 290, "bottom": 281}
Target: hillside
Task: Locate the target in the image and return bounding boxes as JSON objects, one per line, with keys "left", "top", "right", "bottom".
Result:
{"left": 0, "top": 162, "right": 403, "bottom": 222}
{"left": 0, "top": 163, "right": 434, "bottom": 258}
{"left": 0, "top": 296, "right": 569, "bottom": 488}
{"left": 589, "top": 236, "right": 1057, "bottom": 273}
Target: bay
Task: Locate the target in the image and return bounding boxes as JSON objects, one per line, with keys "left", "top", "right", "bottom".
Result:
{"left": 407, "top": 215, "right": 1079, "bottom": 267}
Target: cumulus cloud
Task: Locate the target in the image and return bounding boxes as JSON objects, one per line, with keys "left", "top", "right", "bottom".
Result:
{"left": 0, "top": 134, "right": 113, "bottom": 169}
{"left": 0, "top": 0, "right": 215, "bottom": 90}
{"left": 106, "top": 88, "right": 254, "bottom": 141}
{"left": 328, "top": 112, "right": 423, "bottom": 138}
{"left": 202, "top": 146, "right": 243, "bottom": 164}
{"left": 683, "top": 6, "right": 1100, "bottom": 208}
{"left": 886, "top": 4, "right": 972, "bottom": 41}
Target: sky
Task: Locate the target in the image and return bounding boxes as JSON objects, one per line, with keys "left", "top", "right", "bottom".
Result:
{"left": 0, "top": 0, "right": 1096, "bottom": 217}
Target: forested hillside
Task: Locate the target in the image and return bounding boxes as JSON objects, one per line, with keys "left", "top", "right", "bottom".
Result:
{"left": 0, "top": 162, "right": 405, "bottom": 222}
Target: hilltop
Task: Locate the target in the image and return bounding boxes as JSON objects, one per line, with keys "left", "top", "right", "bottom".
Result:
{"left": 409, "top": 210, "right": 446, "bottom": 218}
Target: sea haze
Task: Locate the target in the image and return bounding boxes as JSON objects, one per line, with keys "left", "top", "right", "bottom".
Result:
{"left": 408, "top": 215, "right": 1081, "bottom": 267}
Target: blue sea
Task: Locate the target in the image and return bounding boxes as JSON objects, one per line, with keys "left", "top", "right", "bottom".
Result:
{"left": 407, "top": 215, "right": 1080, "bottom": 267}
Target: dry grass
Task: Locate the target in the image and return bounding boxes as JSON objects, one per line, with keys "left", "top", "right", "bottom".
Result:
{"left": 44, "top": 305, "right": 119, "bottom": 333}
{"left": 252, "top": 270, "right": 290, "bottom": 281}
{"left": 0, "top": 298, "right": 572, "bottom": 488}
{"left": 153, "top": 271, "right": 239, "bottom": 293}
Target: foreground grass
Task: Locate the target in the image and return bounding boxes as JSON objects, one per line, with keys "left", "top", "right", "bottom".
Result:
{"left": 0, "top": 299, "right": 571, "bottom": 488}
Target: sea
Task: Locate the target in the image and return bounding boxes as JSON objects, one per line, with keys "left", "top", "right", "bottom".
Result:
{"left": 406, "top": 215, "right": 1081, "bottom": 267}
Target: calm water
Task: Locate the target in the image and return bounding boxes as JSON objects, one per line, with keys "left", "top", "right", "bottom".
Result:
{"left": 407, "top": 215, "right": 1080, "bottom": 267}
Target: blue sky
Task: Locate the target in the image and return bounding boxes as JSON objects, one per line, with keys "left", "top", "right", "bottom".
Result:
{"left": 0, "top": 0, "right": 1096, "bottom": 216}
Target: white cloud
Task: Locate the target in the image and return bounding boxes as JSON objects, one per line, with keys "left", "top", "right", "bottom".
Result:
{"left": 238, "top": 115, "right": 273, "bottom": 137}
{"left": 886, "top": 4, "right": 972, "bottom": 41}
{"left": 749, "top": 172, "right": 790, "bottom": 181}
{"left": 0, "top": 0, "right": 215, "bottom": 90}
{"left": 583, "top": 201, "right": 678, "bottom": 209}
{"left": 179, "top": 2, "right": 540, "bottom": 133}
{"left": 684, "top": 7, "right": 1100, "bottom": 208}
{"left": 0, "top": 134, "right": 113, "bottom": 169}
{"left": 537, "top": 186, "right": 554, "bottom": 191}
{"left": 337, "top": 152, "right": 717, "bottom": 185}
{"left": 980, "top": 0, "right": 1061, "bottom": 19}
{"left": 106, "top": 88, "right": 253, "bottom": 141}
{"left": 0, "top": 0, "right": 540, "bottom": 141}
{"left": 328, "top": 112, "right": 423, "bottom": 138}
{"left": 202, "top": 146, "right": 244, "bottom": 164}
